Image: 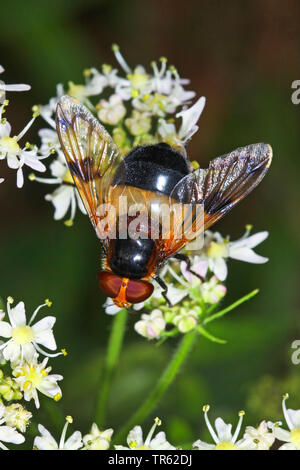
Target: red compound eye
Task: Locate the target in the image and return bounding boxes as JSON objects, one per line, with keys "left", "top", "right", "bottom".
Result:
{"left": 126, "top": 279, "right": 154, "bottom": 304}
{"left": 98, "top": 271, "right": 122, "bottom": 298}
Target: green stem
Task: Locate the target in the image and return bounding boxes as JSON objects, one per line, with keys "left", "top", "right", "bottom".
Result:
{"left": 95, "top": 309, "right": 128, "bottom": 425}
{"left": 204, "top": 288, "right": 259, "bottom": 325}
{"left": 114, "top": 330, "right": 198, "bottom": 444}
{"left": 41, "top": 396, "right": 65, "bottom": 431}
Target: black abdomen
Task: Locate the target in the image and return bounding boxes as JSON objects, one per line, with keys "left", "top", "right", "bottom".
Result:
{"left": 113, "top": 143, "right": 190, "bottom": 197}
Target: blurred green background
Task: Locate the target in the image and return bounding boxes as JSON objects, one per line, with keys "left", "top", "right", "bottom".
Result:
{"left": 1, "top": 0, "right": 300, "bottom": 446}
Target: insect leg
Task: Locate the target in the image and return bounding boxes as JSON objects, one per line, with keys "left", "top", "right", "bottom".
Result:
{"left": 171, "top": 253, "right": 203, "bottom": 280}
{"left": 154, "top": 275, "right": 172, "bottom": 307}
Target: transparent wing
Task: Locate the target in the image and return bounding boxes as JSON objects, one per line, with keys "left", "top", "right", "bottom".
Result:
{"left": 157, "top": 143, "right": 272, "bottom": 260}
{"left": 56, "top": 95, "right": 125, "bottom": 233}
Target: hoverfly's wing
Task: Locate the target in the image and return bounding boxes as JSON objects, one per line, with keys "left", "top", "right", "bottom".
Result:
{"left": 156, "top": 143, "right": 272, "bottom": 260}
{"left": 56, "top": 95, "right": 126, "bottom": 240}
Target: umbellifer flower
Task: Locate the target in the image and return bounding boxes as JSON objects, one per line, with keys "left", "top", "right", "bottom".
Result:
{"left": 173, "top": 309, "right": 198, "bottom": 333}
{"left": 134, "top": 309, "right": 166, "bottom": 339}
{"left": 34, "top": 416, "right": 82, "bottom": 450}
{"left": 3, "top": 403, "right": 32, "bottom": 433}
{"left": 83, "top": 423, "right": 113, "bottom": 450}
{"left": 31, "top": 157, "right": 86, "bottom": 225}
{"left": 115, "top": 417, "right": 175, "bottom": 450}
{"left": 268, "top": 394, "right": 300, "bottom": 450}
{"left": 125, "top": 110, "right": 151, "bottom": 136}
{"left": 242, "top": 420, "right": 274, "bottom": 450}
{"left": 199, "top": 227, "right": 269, "bottom": 281}
{"left": 0, "top": 297, "right": 62, "bottom": 362}
{"left": 200, "top": 276, "right": 227, "bottom": 304}
{"left": 97, "top": 94, "right": 126, "bottom": 125}
{"left": 13, "top": 354, "right": 63, "bottom": 408}
{"left": 0, "top": 101, "right": 46, "bottom": 187}
{"left": 193, "top": 405, "right": 251, "bottom": 450}
{"left": 34, "top": 45, "right": 206, "bottom": 224}
{"left": 0, "top": 402, "right": 25, "bottom": 450}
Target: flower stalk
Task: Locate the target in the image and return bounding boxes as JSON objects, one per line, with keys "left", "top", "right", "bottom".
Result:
{"left": 95, "top": 309, "right": 128, "bottom": 425}
{"left": 203, "top": 289, "right": 259, "bottom": 325}
{"left": 114, "top": 330, "right": 198, "bottom": 444}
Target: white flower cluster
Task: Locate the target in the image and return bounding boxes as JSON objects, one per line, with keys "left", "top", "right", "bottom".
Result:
{"left": 0, "top": 296, "right": 65, "bottom": 449}
{"left": 106, "top": 226, "right": 268, "bottom": 341}
{"left": 31, "top": 394, "right": 300, "bottom": 450}
{"left": 194, "top": 394, "right": 300, "bottom": 451}
{"left": 33, "top": 417, "right": 113, "bottom": 450}
{"left": 29, "top": 45, "right": 205, "bottom": 225}
{"left": 0, "top": 65, "right": 48, "bottom": 187}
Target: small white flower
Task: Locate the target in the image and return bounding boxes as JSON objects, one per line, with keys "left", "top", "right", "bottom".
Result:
{"left": 0, "top": 402, "right": 25, "bottom": 450}
{"left": 132, "top": 92, "right": 176, "bottom": 117}
{"left": 103, "top": 298, "right": 144, "bottom": 315}
{"left": 176, "top": 96, "right": 206, "bottom": 142}
{"left": 201, "top": 228, "right": 269, "bottom": 282}
{"left": 84, "top": 68, "right": 108, "bottom": 97}
{"left": 200, "top": 276, "right": 227, "bottom": 304}
{"left": 151, "top": 60, "right": 195, "bottom": 104}
{"left": 0, "top": 297, "right": 61, "bottom": 362}
{"left": 104, "top": 299, "right": 123, "bottom": 316}
{"left": 3, "top": 403, "right": 32, "bottom": 433}
{"left": 125, "top": 110, "right": 151, "bottom": 136}
{"left": 112, "top": 46, "right": 152, "bottom": 100}
{"left": 157, "top": 118, "right": 177, "bottom": 141}
{"left": 31, "top": 157, "right": 85, "bottom": 224}
{"left": 115, "top": 417, "right": 175, "bottom": 450}
{"left": 173, "top": 309, "right": 198, "bottom": 333}
{"left": 0, "top": 65, "right": 30, "bottom": 93}
{"left": 101, "top": 64, "right": 122, "bottom": 89}
{"left": 67, "top": 82, "right": 92, "bottom": 104}
{"left": 241, "top": 420, "right": 274, "bottom": 450}
{"left": 180, "top": 255, "right": 208, "bottom": 283}
{"left": 13, "top": 354, "right": 63, "bottom": 408}
{"left": 164, "top": 266, "right": 190, "bottom": 305}
{"left": 0, "top": 104, "right": 46, "bottom": 188}
{"left": 83, "top": 423, "right": 113, "bottom": 450}
{"left": 34, "top": 416, "right": 82, "bottom": 450}
{"left": 193, "top": 406, "right": 251, "bottom": 450}
{"left": 269, "top": 394, "right": 300, "bottom": 450}
{"left": 97, "top": 94, "right": 126, "bottom": 125}
{"left": 38, "top": 128, "right": 61, "bottom": 155}
{"left": 134, "top": 309, "right": 166, "bottom": 339}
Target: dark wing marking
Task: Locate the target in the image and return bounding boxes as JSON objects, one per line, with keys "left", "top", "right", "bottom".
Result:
{"left": 156, "top": 143, "right": 272, "bottom": 261}
{"left": 195, "top": 142, "right": 272, "bottom": 230}
{"left": 56, "top": 95, "right": 124, "bottom": 234}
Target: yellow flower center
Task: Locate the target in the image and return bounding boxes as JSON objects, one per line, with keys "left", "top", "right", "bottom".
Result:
{"left": 290, "top": 428, "right": 300, "bottom": 448}
{"left": 129, "top": 441, "right": 150, "bottom": 450}
{"left": 148, "top": 93, "right": 166, "bottom": 111}
{"left": 62, "top": 169, "right": 74, "bottom": 184}
{"left": 0, "top": 136, "right": 20, "bottom": 153}
{"left": 67, "top": 82, "right": 86, "bottom": 101}
{"left": 12, "top": 325, "right": 34, "bottom": 345}
{"left": 206, "top": 241, "right": 228, "bottom": 259}
{"left": 127, "top": 68, "right": 149, "bottom": 90}
{"left": 215, "top": 441, "right": 237, "bottom": 450}
{"left": 22, "top": 366, "right": 45, "bottom": 389}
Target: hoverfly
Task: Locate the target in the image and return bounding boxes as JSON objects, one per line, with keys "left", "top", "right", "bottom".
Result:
{"left": 56, "top": 95, "right": 272, "bottom": 308}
